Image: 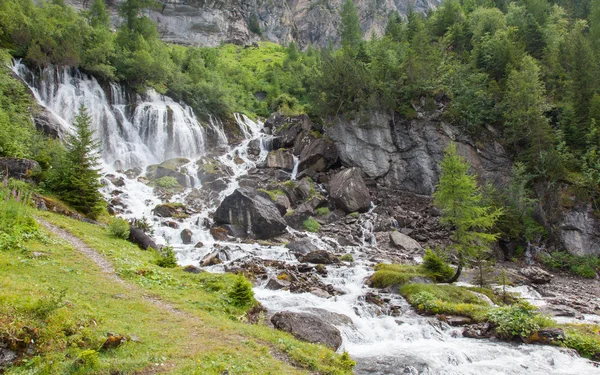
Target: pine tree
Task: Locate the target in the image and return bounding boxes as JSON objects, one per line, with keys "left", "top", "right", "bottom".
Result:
{"left": 228, "top": 275, "right": 255, "bottom": 308}
{"left": 63, "top": 105, "right": 104, "bottom": 218}
{"left": 340, "top": 0, "right": 361, "bottom": 50}
{"left": 433, "top": 143, "right": 502, "bottom": 283}
{"left": 88, "top": 0, "right": 110, "bottom": 28}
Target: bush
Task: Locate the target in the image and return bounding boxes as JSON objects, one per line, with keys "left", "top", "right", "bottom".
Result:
{"left": 108, "top": 217, "right": 130, "bottom": 239}
{"left": 541, "top": 252, "right": 600, "bottom": 279}
{"left": 228, "top": 275, "right": 255, "bottom": 308}
{"left": 422, "top": 248, "right": 454, "bottom": 281}
{"left": 564, "top": 329, "right": 600, "bottom": 360}
{"left": 370, "top": 264, "right": 426, "bottom": 287}
{"left": 130, "top": 216, "right": 154, "bottom": 235}
{"left": 315, "top": 207, "right": 330, "bottom": 216}
{"left": 339, "top": 253, "right": 354, "bottom": 262}
{"left": 487, "top": 303, "right": 543, "bottom": 339}
{"left": 155, "top": 246, "right": 177, "bottom": 268}
{"left": 155, "top": 176, "right": 180, "bottom": 189}
{"left": 302, "top": 217, "right": 321, "bottom": 232}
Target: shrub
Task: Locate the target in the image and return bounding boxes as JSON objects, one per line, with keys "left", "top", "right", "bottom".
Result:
{"left": 108, "top": 217, "right": 130, "bottom": 239}
{"left": 339, "top": 253, "right": 354, "bottom": 262}
{"left": 370, "top": 264, "right": 430, "bottom": 288}
{"left": 155, "top": 176, "right": 180, "bottom": 189}
{"left": 349, "top": 212, "right": 359, "bottom": 218}
{"left": 541, "top": 252, "right": 600, "bottom": 279}
{"left": 77, "top": 349, "right": 100, "bottom": 368}
{"left": 487, "top": 303, "right": 542, "bottom": 338}
{"left": 228, "top": 275, "right": 255, "bottom": 308}
{"left": 315, "top": 207, "right": 330, "bottom": 216}
{"left": 422, "top": 248, "right": 454, "bottom": 281}
{"left": 564, "top": 329, "right": 600, "bottom": 360}
{"left": 302, "top": 217, "right": 321, "bottom": 232}
{"left": 155, "top": 246, "right": 177, "bottom": 268}
{"left": 130, "top": 216, "right": 154, "bottom": 235}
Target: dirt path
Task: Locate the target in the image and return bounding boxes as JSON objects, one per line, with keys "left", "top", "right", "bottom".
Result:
{"left": 36, "top": 217, "right": 190, "bottom": 317}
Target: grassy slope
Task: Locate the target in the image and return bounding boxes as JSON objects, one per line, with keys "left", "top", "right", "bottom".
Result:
{"left": 0, "top": 210, "right": 352, "bottom": 375}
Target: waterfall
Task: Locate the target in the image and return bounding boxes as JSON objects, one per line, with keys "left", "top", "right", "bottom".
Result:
{"left": 12, "top": 60, "right": 208, "bottom": 170}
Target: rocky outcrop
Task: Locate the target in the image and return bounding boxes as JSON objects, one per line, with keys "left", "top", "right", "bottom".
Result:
{"left": 300, "top": 250, "right": 339, "bottom": 264}
{"left": 559, "top": 205, "right": 600, "bottom": 256}
{"left": 153, "top": 203, "right": 188, "bottom": 218}
{"left": 213, "top": 187, "right": 287, "bottom": 239}
{"left": 0, "top": 158, "right": 39, "bottom": 180}
{"left": 519, "top": 266, "right": 553, "bottom": 285}
{"left": 34, "top": 107, "right": 65, "bottom": 139}
{"left": 329, "top": 168, "right": 371, "bottom": 213}
{"left": 270, "top": 311, "right": 343, "bottom": 349}
{"left": 266, "top": 149, "right": 294, "bottom": 171}
{"left": 297, "top": 138, "right": 338, "bottom": 175}
{"left": 67, "top": 0, "right": 439, "bottom": 49}
{"left": 147, "top": 158, "right": 191, "bottom": 187}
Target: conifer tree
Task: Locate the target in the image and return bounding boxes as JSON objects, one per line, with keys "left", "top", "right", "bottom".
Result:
{"left": 63, "top": 104, "right": 104, "bottom": 218}
{"left": 340, "top": 0, "right": 361, "bottom": 50}
{"left": 433, "top": 144, "right": 502, "bottom": 283}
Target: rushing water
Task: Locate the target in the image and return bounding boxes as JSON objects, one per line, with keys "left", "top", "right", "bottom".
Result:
{"left": 13, "top": 62, "right": 600, "bottom": 375}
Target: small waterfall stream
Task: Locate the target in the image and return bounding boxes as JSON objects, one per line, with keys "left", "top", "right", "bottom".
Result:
{"left": 13, "top": 62, "right": 600, "bottom": 375}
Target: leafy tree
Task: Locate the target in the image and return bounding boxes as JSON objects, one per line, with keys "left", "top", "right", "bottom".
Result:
{"left": 433, "top": 143, "right": 502, "bottom": 283}
{"left": 340, "top": 0, "right": 361, "bottom": 50}
{"left": 87, "top": 0, "right": 110, "bottom": 28}
{"left": 61, "top": 105, "right": 104, "bottom": 218}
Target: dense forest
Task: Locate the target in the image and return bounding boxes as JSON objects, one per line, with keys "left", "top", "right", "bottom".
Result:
{"left": 0, "top": 0, "right": 599, "bottom": 245}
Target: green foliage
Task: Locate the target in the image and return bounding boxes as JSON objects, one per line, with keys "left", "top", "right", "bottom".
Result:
{"left": 228, "top": 275, "right": 255, "bottom": 309}
{"left": 433, "top": 143, "right": 502, "bottom": 282}
{"left": 155, "top": 176, "right": 180, "bottom": 189}
{"left": 340, "top": 0, "right": 362, "bottom": 50}
{"left": 487, "top": 303, "right": 545, "bottom": 338}
{"left": 315, "top": 207, "right": 331, "bottom": 216}
{"left": 370, "top": 264, "right": 433, "bottom": 288}
{"left": 339, "top": 253, "right": 354, "bottom": 262}
{"left": 0, "top": 179, "right": 38, "bottom": 251}
{"left": 302, "top": 217, "right": 321, "bottom": 232}
{"left": 155, "top": 245, "right": 177, "bottom": 268}
{"left": 108, "top": 217, "right": 130, "bottom": 240}
{"left": 541, "top": 251, "right": 600, "bottom": 278}
{"left": 421, "top": 248, "right": 455, "bottom": 281}
{"left": 563, "top": 327, "right": 600, "bottom": 360}
{"left": 248, "top": 14, "right": 262, "bottom": 36}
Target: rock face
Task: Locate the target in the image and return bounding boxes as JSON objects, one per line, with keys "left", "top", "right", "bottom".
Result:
{"left": 0, "top": 158, "right": 39, "bottom": 180}
{"left": 559, "top": 205, "right": 600, "bottom": 256}
{"left": 327, "top": 111, "right": 512, "bottom": 195}
{"left": 329, "top": 168, "right": 371, "bottom": 213}
{"left": 270, "top": 311, "right": 343, "bottom": 350}
{"left": 297, "top": 138, "right": 338, "bottom": 175}
{"left": 67, "top": 0, "right": 440, "bottom": 49}
{"left": 213, "top": 188, "right": 287, "bottom": 239}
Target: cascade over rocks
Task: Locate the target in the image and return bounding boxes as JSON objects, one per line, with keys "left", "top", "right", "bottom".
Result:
{"left": 146, "top": 158, "right": 191, "bottom": 187}
{"left": 213, "top": 187, "right": 287, "bottom": 239}
{"left": 270, "top": 311, "right": 343, "bottom": 350}
{"left": 328, "top": 168, "right": 371, "bottom": 213}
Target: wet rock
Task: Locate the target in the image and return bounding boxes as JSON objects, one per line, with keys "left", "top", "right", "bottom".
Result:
{"left": 286, "top": 238, "right": 319, "bottom": 257}
{"left": 164, "top": 221, "right": 179, "bottom": 229}
{"left": 266, "top": 149, "right": 294, "bottom": 171}
{"left": 210, "top": 226, "right": 230, "bottom": 241}
{"left": 0, "top": 158, "right": 39, "bottom": 180}
{"left": 310, "top": 287, "right": 330, "bottom": 298}
{"left": 297, "top": 138, "right": 338, "bottom": 174}
{"left": 196, "top": 157, "right": 232, "bottom": 198}
{"left": 265, "top": 277, "right": 291, "bottom": 290}
{"left": 180, "top": 229, "right": 193, "bottom": 244}
{"left": 389, "top": 231, "right": 422, "bottom": 252}
{"left": 270, "top": 311, "right": 343, "bottom": 350}
{"left": 124, "top": 167, "right": 142, "bottom": 179}
{"left": 437, "top": 315, "right": 473, "bottom": 326}
{"left": 519, "top": 267, "right": 553, "bottom": 285}
{"left": 201, "top": 250, "right": 224, "bottom": 266}
{"left": 300, "top": 250, "right": 338, "bottom": 264}
{"left": 147, "top": 158, "right": 191, "bottom": 187}
{"left": 183, "top": 265, "right": 204, "bottom": 274}
{"left": 214, "top": 187, "right": 287, "bottom": 240}
{"left": 329, "top": 168, "right": 371, "bottom": 213}
{"left": 153, "top": 203, "right": 187, "bottom": 218}
{"left": 34, "top": 107, "right": 64, "bottom": 138}
{"left": 462, "top": 322, "right": 493, "bottom": 339}
{"left": 194, "top": 241, "right": 204, "bottom": 248}
{"left": 128, "top": 227, "right": 159, "bottom": 250}
{"left": 526, "top": 328, "right": 565, "bottom": 345}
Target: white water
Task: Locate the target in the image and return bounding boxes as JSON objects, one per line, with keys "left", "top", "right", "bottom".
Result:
{"left": 14, "top": 63, "right": 600, "bottom": 374}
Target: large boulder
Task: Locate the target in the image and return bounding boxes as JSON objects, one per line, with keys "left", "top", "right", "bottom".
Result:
{"left": 147, "top": 158, "right": 191, "bottom": 187}
{"left": 128, "top": 227, "right": 159, "bottom": 250}
{"left": 297, "top": 138, "right": 338, "bottom": 174}
{"left": 267, "top": 113, "right": 312, "bottom": 149}
{"left": 286, "top": 238, "right": 319, "bottom": 257}
{"left": 266, "top": 149, "right": 294, "bottom": 171}
{"left": 270, "top": 311, "right": 343, "bottom": 350}
{"left": 519, "top": 266, "right": 553, "bottom": 285}
{"left": 153, "top": 203, "right": 187, "bottom": 218}
{"left": 300, "top": 250, "right": 338, "bottom": 264}
{"left": 34, "top": 107, "right": 65, "bottom": 139}
{"left": 0, "top": 158, "right": 39, "bottom": 180}
{"left": 213, "top": 188, "right": 287, "bottom": 239}
{"left": 328, "top": 168, "right": 371, "bottom": 213}
{"left": 197, "top": 157, "right": 233, "bottom": 197}
{"left": 389, "top": 231, "right": 422, "bottom": 252}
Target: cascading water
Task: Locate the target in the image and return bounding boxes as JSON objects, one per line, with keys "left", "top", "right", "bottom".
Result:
{"left": 14, "top": 62, "right": 600, "bottom": 375}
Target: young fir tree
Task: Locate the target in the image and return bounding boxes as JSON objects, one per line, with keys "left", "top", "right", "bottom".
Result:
{"left": 433, "top": 143, "right": 502, "bottom": 283}
{"left": 340, "top": 0, "right": 362, "bottom": 51}
{"left": 63, "top": 105, "right": 104, "bottom": 218}
{"left": 228, "top": 275, "right": 255, "bottom": 308}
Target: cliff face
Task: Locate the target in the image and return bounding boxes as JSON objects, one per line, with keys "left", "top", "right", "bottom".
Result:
{"left": 66, "top": 0, "right": 441, "bottom": 48}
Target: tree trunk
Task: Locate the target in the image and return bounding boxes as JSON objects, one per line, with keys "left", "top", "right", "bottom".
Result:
{"left": 445, "top": 253, "right": 463, "bottom": 283}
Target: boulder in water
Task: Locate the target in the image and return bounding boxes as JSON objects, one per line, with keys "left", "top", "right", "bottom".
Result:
{"left": 328, "top": 168, "right": 371, "bottom": 213}
{"left": 286, "top": 238, "right": 319, "bottom": 257}
{"left": 300, "top": 250, "right": 338, "bottom": 264}
{"left": 526, "top": 328, "right": 565, "bottom": 344}
{"left": 213, "top": 188, "right": 287, "bottom": 240}
{"left": 153, "top": 203, "right": 187, "bottom": 218}
{"left": 266, "top": 149, "right": 294, "bottom": 171}
{"left": 180, "top": 229, "right": 193, "bottom": 244}
{"left": 270, "top": 311, "right": 343, "bottom": 350}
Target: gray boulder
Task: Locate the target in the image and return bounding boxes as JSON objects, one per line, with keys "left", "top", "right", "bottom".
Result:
{"left": 128, "top": 227, "right": 159, "bottom": 250}
{"left": 266, "top": 149, "right": 294, "bottom": 171}
{"left": 328, "top": 168, "right": 371, "bottom": 213}
{"left": 180, "top": 229, "right": 193, "bottom": 245}
{"left": 559, "top": 205, "right": 600, "bottom": 256}
{"left": 297, "top": 138, "right": 338, "bottom": 174}
{"left": 214, "top": 188, "right": 287, "bottom": 239}
{"left": 0, "top": 158, "right": 39, "bottom": 180}
{"left": 519, "top": 266, "right": 553, "bottom": 285}
{"left": 286, "top": 238, "right": 319, "bottom": 256}
{"left": 300, "top": 250, "right": 338, "bottom": 264}
{"left": 270, "top": 311, "right": 343, "bottom": 350}
{"left": 389, "top": 231, "right": 422, "bottom": 252}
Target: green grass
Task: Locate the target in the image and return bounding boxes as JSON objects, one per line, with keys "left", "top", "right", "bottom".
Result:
{"left": 0, "top": 210, "right": 353, "bottom": 374}
{"left": 302, "top": 217, "right": 321, "bottom": 233}
{"left": 258, "top": 188, "right": 285, "bottom": 201}
{"left": 562, "top": 325, "right": 600, "bottom": 360}
{"left": 155, "top": 176, "right": 181, "bottom": 189}
{"left": 315, "top": 207, "right": 330, "bottom": 216}
{"left": 541, "top": 251, "right": 600, "bottom": 279}
{"left": 399, "top": 284, "right": 490, "bottom": 321}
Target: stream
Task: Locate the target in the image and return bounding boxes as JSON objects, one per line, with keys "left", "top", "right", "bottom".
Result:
{"left": 13, "top": 61, "right": 600, "bottom": 375}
